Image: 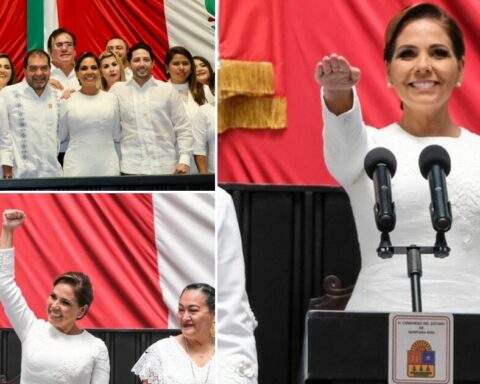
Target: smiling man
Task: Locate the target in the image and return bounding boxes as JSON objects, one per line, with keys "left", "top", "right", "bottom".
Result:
{"left": 0, "top": 50, "right": 63, "bottom": 179}
{"left": 110, "top": 42, "right": 193, "bottom": 175}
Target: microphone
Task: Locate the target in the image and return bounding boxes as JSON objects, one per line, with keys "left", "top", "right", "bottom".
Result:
{"left": 364, "top": 147, "right": 397, "bottom": 233}
{"left": 418, "top": 145, "right": 452, "bottom": 232}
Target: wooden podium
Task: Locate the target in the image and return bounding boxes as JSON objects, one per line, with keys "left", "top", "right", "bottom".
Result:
{"left": 303, "top": 310, "right": 480, "bottom": 383}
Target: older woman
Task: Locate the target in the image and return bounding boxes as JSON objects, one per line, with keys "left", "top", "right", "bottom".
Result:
{"left": 0, "top": 209, "right": 110, "bottom": 383}
{"left": 99, "top": 50, "right": 126, "bottom": 91}
{"left": 60, "top": 52, "right": 121, "bottom": 176}
{"left": 0, "top": 53, "right": 16, "bottom": 92}
{"left": 193, "top": 55, "right": 215, "bottom": 103}
{"left": 132, "top": 283, "right": 215, "bottom": 384}
{"left": 315, "top": 3, "right": 480, "bottom": 312}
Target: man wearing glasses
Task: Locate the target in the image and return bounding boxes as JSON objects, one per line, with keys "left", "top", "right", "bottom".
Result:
{"left": 47, "top": 28, "right": 80, "bottom": 93}
{"left": 0, "top": 50, "right": 63, "bottom": 179}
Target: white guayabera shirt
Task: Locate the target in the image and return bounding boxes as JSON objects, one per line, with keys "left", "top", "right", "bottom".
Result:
{"left": 110, "top": 77, "right": 193, "bottom": 175}
{"left": 0, "top": 80, "right": 63, "bottom": 178}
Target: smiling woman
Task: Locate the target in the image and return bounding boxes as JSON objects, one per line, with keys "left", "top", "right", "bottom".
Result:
{"left": 314, "top": 3, "right": 480, "bottom": 312}
{"left": 59, "top": 51, "right": 122, "bottom": 177}
{"left": 132, "top": 283, "right": 216, "bottom": 384}
{"left": 0, "top": 209, "right": 110, "bottom": 383}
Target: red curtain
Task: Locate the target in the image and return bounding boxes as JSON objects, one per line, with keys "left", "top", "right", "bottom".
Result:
{"left": 219, "top": 0, "right": 480, "bottom": 185}
{"left": 0, "top": 194, "right": 168, "bottom": 329}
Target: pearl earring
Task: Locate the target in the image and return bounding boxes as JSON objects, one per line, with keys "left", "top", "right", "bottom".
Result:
{"left": 456, "top": 81, "right": 461, "bottom": 88}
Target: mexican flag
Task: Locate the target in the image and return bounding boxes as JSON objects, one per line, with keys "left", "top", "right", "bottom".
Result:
{"left": 2, "top": 0, "right": 215, "bottom": 80}
{"left": 0, "top": 193, "right": 215, "bottom": 329}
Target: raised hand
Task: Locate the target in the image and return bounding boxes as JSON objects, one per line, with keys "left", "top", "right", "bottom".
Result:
{"left": 2, "top": 209, "right": 26, "bottom": 231}
{"left": 315, "top": 54, "right": 361, "bottom": 115}
{"left": 315, "top": 53, "right": 361, "bottom": 90}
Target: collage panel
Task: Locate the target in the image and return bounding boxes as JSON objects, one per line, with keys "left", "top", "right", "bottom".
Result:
{"left": 0, "top": 192, "right": 215, "bottom": 383}
{"left": 0, "top": 0, "right": 215, "bottom": 191}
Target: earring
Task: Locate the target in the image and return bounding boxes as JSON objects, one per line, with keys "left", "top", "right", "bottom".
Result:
{"left": 210, "top": 321, "right": 215, "bottom": 339}
{"left": 387, "top": 81, "right": 393, "bottom": 88}
{"left": 456, "top": 81, "right": 462, "bottom": 88}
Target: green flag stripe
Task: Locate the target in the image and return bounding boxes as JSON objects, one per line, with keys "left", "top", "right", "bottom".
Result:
{"left": 27, "top": 0, "right": 44, "bottom": 50}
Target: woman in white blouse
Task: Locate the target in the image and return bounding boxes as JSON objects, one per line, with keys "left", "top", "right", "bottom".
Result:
{"left": 60, "top": 52, "right": 121, "bottom": 176}
{"left": 132, "top": 283, "right": 215, "bottom": 384}
{"left": 99, "top": 51, "right": 126, "bottom": 92}
{"left": 193, "top": 56, "right": 215, "bottom": 104}
{"left": 192, "top": 103, "right": 215, "bottom": 174}
{"left": 0, "top": 209, "right": 110, "bottom": 383}
{"left": 0, "top": 53, "right": 16, "bottom": 92}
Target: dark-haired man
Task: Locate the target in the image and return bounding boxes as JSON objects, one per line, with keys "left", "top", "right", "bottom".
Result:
{"left": 0, "top": 50, "right": 63, "bottom": 178}
{"left": 110, "top": 42, "right": 192, "bottom": 175}
{"left": 47, "top": 28, "right": 80, "bottom": 92}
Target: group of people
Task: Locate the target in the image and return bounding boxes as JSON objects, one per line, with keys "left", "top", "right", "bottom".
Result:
{"left": 0, "top": 28, "right": 216, "bottom": 179}
{"left": 0, "top": 209, "right": 216, "bottom": 383}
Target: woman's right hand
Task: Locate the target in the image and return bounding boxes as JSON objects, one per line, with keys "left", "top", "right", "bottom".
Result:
{"left": 315, "top": 54, "right": 361, "bottom": 115}
{"left": 3, "top": 210, "right": 26, "bottom": 231}
{"left": 315, "top": 53, "right": 361, "bottom": 90}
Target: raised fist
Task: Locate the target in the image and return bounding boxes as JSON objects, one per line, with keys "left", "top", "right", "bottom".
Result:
{"left": 3, "top": 209, "right": 26, "bottom": 230}
{"left": 315, "top": 53, "right": 361, "bottom": 90}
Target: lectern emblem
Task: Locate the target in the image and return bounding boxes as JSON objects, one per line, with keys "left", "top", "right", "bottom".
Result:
{"left": 407, "top": 340, "right": 435, "bottom": 378}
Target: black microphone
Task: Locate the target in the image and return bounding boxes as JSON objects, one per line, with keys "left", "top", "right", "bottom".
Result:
{"left": 419, "top": 145, "right": 452, "bottom": 232}
{"left": 364, "top": 147, "right": 397, "bottom": 233}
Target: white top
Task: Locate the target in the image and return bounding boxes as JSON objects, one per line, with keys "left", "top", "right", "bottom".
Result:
{"left": 125, "top": 67, "right": 133, "bottom": 81}
{"left": 110, "top": 77, "right": 193, "bottom": 175}
{"left": 192, "top": 103, "right": 216, "bottom": 173}
{"left": 60, "top": 91, "right": 121, "bottom": 176}
{"left": 0, "top": 248, "right": 110, "bottom": 384}
{"left": 50, "top": 64, "right": 81, "bottom": 91}
{"left": 0, "top": 80, "right": 63, "bottom": 178}
{"left": 169, "top": 81, "right": 201, "bottom": 174}
{"left": 217, "top": 188, "right": 258, "bottom": 383}
{"left": 322, "top": 88, "right": 480, "bottom": 312}
{"left": 131, "top": 336, "right": 215, "bottom": 384}
{"left": 203, "top": 84, "right": 215, "bottom": 104}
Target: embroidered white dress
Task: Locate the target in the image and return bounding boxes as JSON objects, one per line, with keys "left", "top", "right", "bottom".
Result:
{"left": 0, "top": 81, "right": 63, "bottom": 178}
{"left": 192, "top": 103, "right": 216, "bottom": 173}
{"left": 322, "top": 88, "right": 480, "bottom": 312}
{"left": 59, "top": 91, "right": 121, "bottom": 176}
{"left": 0, "top": 248, "right": 110, "bottom": 384}
{"left": 132, "top": 336, "right": 215, "bottom": 384}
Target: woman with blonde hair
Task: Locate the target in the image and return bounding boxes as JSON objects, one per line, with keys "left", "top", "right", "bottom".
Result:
{"left": 98, "top": 50, "right": 125, "bottom": 91}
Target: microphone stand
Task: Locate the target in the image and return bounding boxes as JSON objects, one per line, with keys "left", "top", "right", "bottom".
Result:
{"left": 377, "top": 232, "right": 450, "bottom": 312}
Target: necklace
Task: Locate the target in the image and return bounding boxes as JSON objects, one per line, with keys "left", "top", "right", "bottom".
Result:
{"left": 184, "top": 336, "right": 211, "bottom": 384}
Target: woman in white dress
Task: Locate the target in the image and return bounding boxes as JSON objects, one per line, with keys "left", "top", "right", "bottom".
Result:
{"left": 98, "top": 51, "right": 125, "bottom": 92}
{"left": 0, "top": 209, "right": 110, "bottom": 383}
{"left": 315, "top": 3, "right": 480, "bottom": 312}
{"left": 132, "top": 283, "right": 215, "bottom": 384}
{"left": 0, "top": 53, "right": 16, "bottom": 92}
{"left": 60, "top": 52, "right": 121, "bottom": 177}
{"left": 193, "top": 56, "right": 215, "bottom": 104}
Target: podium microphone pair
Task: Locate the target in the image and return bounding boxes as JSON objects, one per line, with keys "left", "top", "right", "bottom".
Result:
{"left": 364, "top": 145, "right": 452, "bottom": 234}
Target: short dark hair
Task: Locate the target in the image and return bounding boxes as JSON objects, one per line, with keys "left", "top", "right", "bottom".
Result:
{"left": 23, "top": 49, "right": 51, "bottom": 69}
{"left": 0, "top": 53, "right": 17, "bottom": 85}
{"left": 127, "top": 42, "right": 155, "bottom": 63}
{"left": 384, "top": 3, "right": 465, "bottom": 63}
{"left": 107, "top": 37, "right": 128, "bottom": 50}
{"left": 54, "top": 272, "right": 93, "bottom": 318}
{"left": 75, "top": 51, "right": 101, "bottom": 72}
{"left": 47, "top": 28, "right": 76, "bottom": 52}
{"left": 181, "top": 283, "right": 215, "bottom": 313}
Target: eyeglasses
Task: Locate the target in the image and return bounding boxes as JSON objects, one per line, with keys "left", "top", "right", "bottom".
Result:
{"left": 54, "top": 41, "right": 74, "bottom": 49}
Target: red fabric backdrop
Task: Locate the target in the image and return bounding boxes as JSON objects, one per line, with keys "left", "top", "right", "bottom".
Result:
{"left": 0, "top": 194, "right": 168, "bottom": 329}
{"left": 57, "top": 0, "right": 169, "bottom": 80}
{"left": 219, "top": 0, "right": 480, "bottom": 185}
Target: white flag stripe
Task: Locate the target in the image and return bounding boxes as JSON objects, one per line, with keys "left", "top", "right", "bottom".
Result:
{"left": 154, "top": 193, "right": 215, "bottom": 328}
{"left": 43, "top": 0, "right": 59, "bottom": 51}
{"left": 164, "top": 0, "right": 215, "bottom": 65}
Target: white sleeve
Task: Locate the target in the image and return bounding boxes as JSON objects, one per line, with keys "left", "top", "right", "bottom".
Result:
{"left": 58, "top": 99, "right": 69, "bottom": 143}
{"left": 192, "top": 109, "right": 207, "bottom": 156}
{"left": 0, "top": 92, "right": 13, "bottom": 167}
{"left": 111, "top": 94, "right": 122, "bottom": 144}
{"left": 0, "top": 248, "right": 37, "bottom": 342}
{"left": 91, "top": 341, "right": 111, "bottom": 384}
{"left": 322, "top": 87, "right": 371, "bottom": 186}
{"left": 217, "top": 188, "right": 259, "bottom": 384}
{"left": 167, "top": 89, "right": 193, "bottom": 166}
